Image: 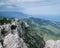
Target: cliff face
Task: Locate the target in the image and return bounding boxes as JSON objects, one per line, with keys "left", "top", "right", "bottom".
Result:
{"left": 0, "top": 18, "right": 45, "bottom": 48}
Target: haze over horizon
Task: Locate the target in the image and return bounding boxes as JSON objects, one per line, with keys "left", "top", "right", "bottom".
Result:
{"left": 0, "top": 0, "right": 60, "bottom": 16}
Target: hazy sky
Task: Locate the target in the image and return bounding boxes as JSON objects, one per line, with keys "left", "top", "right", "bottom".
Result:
{"left": 0, "top": 0, "right": 60, "bottom": 15}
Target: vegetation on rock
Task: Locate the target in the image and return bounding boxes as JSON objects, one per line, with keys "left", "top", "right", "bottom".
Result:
{"left": 1, "top": 28, "right": 7, "bottom": 36}
{"left": 0, "top": 39, "right": 3, "bottom": 46}
{"left": 0, "top": 17, "right": 11, "bottom": 25}
{"left": 11, "top": 25, "right": 17, "bottom": 30}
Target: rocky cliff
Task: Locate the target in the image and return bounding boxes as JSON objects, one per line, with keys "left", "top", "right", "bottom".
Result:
{"left": 0, "top": 18, "right": 45, "bottom": 48}
{"left": 0, "top": 18, "right": 28, "bottom": 48}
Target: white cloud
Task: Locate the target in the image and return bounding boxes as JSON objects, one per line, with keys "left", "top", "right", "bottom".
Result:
{"left": 0, "top": 2, "right": 5, "bottom": 6}
{"left": 0, "top": 0, "right": 60, "bottom": 7}
{"left": 0, "top": 0, "right": 60, "bottom": 15}
{"left": 6, "top": 5, "right": 14, "bottom": 9}
{"left": 22, "top": 4, "right": 60, "bottom": 15}
{"left": 7, "top": 0, "right": 21, "bottom": 4}
{"left": 22, "top": 0, "right": 41, "bottom": 2}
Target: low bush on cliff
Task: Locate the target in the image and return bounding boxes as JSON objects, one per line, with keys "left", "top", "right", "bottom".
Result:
{"left": 11, "top": 25, "right": 17, "bottom": 30}
{"left": 1, "top": 28, "right": 8, "bottom": 36}
{"left": 0, "top": 17, "right": 11, "bottom": 25}
{"left": 0, "top": 39, "right": 3, "bottom": 46}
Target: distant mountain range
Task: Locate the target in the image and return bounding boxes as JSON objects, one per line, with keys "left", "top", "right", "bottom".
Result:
{"left": 33, "top": 15, "right": 60, "bottom": 22}
{"left": 0, "top": 11, "right": 29, "bottom": 18}
{"left": 0, "top": 11, "right": 60, "bottom": 22}
{"left": 23, "top": 17, "right": 60, "bottom": 41}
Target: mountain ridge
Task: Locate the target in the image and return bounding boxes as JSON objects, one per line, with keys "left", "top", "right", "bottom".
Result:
{"left": 32, "top": 15, "right": 60, "bottom": 22}
{"left": 0, "top": 11, "right": 29, "bottom": 18}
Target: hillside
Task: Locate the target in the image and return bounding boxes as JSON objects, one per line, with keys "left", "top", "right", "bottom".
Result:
{"left": 23, "top": 17, "right": 60, "bottom": 41}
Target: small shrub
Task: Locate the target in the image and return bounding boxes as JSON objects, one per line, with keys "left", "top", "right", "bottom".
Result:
{"left": 0, "top": 18, "right": 12, "bottom": 25}
{"left": 0, "top": 40, "right": 3, "bottom": 46}
{"left": 11, "top": 25, "right": 17, "bottom": 30}
{"left": 1, "top": 28, "right": 7, "bottom": 35}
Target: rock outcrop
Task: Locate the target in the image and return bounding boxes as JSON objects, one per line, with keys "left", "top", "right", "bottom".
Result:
{"left": 0, "top": 18, "right": 28, "bottom": 48}
{"left": 0, "top": 43, "right": 2, "bottom": 48}
{"left": 3, "top": 33, "right": 27, "bottom": 48}
{"left": 45, "top": 40, "right": 60, "bottom": 48}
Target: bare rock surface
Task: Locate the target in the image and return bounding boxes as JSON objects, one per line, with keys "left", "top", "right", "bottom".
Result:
{"left": 45, "top": 40, "right": 60, "bottom": 48}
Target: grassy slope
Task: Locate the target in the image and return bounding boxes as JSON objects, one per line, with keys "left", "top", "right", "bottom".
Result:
{"left": 23, "top": 17, "right": 60, "bottom": 41}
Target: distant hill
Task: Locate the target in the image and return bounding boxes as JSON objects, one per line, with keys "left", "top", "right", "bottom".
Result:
{"left": 33, "top": 15, "right": 60, "bottom": 22}
{"left": 0, "top": 11, "right": 29, "bottom": 18}
{"left": 23, "top": 17, "right": 60, "bottom": 41}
